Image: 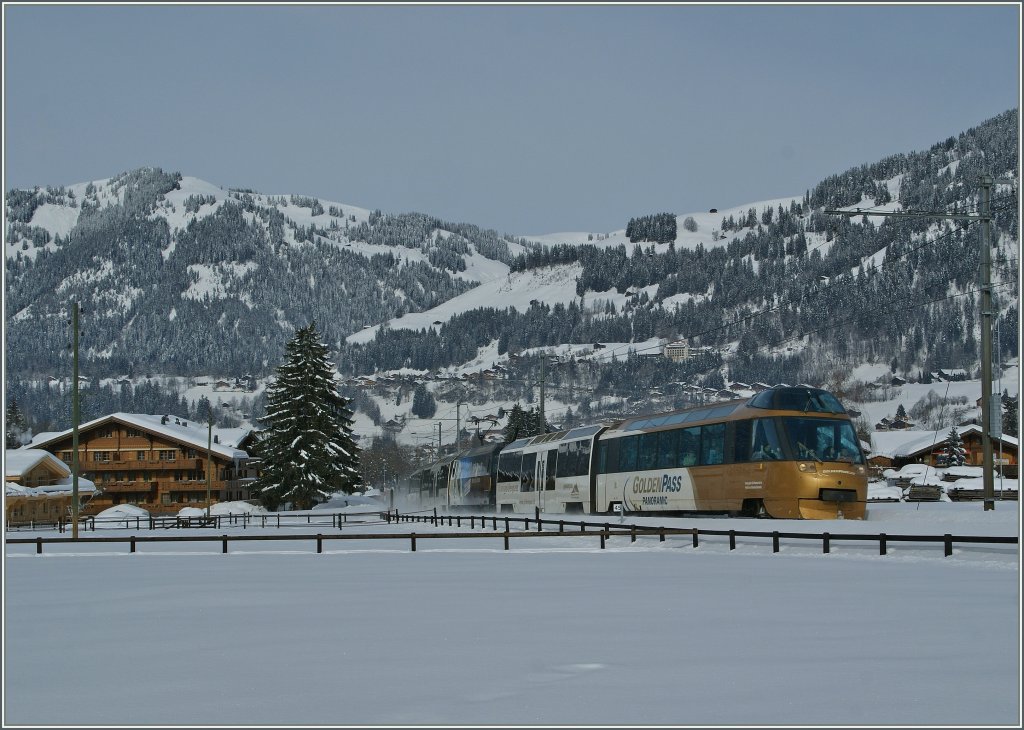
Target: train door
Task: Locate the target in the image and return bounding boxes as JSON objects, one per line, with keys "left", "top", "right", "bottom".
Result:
{"left": 535, "top": 451, "right": 547, "bottom": 512}
{"left": 535, "top": 447, "right": 557, "bottom": 512}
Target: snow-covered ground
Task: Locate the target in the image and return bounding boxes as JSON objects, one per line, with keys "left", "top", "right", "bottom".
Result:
{"left": 4, "top": 502, "right": 1019, "bottom": 726}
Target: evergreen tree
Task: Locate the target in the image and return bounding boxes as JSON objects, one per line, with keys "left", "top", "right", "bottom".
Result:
{"left": 252, "top": 323, "right": 361, "bottom": 510}
{"left": 5, "top": 399, "right": 31, "bottom": 449}
{"left": 942, "top": 427, "right": 967, "bottom": 467}
{"left": 895, "top": 404, "right": 908, "bottom": 421}
{"left": 503, "top": 403, "right": 528, "bottom": 442}
{"left": 1002, "top": 395, "right": 1018, "bottom": 437}
{"left": 411, "top": 383, "right": 437, "bottom": 418}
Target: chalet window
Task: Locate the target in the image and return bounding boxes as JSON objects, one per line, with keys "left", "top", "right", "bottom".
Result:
{"left": 96, "top": 428, "right": 113, "bottom": 438}
{"left": 60, "top": 451, "right": 73, "bottom": 462}
{"left": 126, "top": 428, "right": 143, "bottom": 438}
{"left": 162, "top": 494, "right": 172, "bottom": 506}
{"left": 136, "top": 451, "right": 146, "bottom": 461}
{"left": 159, "top": 450, "right": 177, "bottom": 462}
{"left": 94, "top": 451, "right": 111, "bottom": 463}
{"left": 185, "top": 448, "right": 198, "bottom": 458}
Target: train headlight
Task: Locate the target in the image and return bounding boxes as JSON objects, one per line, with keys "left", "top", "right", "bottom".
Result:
{"left": 854, "top": 465, "right": 867, "bottom": 476}
{"left": 798, "top": 462, "right": 815, "bottom": 472}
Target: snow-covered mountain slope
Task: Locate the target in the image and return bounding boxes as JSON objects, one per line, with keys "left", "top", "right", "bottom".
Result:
{"left": 4, "top": 108, "right": 1019, "bottom": 437}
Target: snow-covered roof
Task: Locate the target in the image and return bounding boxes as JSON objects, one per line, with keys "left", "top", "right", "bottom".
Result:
{"left": 870, "top": 425, "right": 1018, "bottom": 460}
{"left": 4, "top": 449, "right": 71, "bottom": 479}
{"left": 6, "top": 475, "right": 96, "bottom": 498}
{"left": 27, "top": 413, "right": 251, "bottom": 461}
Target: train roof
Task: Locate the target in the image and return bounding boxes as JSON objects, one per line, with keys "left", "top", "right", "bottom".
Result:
{"left": 605, "top": 386, "right": 848, "bottom": 437}
{"left": 457, "top": 442, "right": 505, "bottom": 459}
{"left": 502, "top": 424, "right": 604, "bottom": 453}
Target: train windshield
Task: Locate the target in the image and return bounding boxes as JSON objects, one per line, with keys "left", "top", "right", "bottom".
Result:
{"left": 781, "top": 418, "right": 864, "bottom": 464}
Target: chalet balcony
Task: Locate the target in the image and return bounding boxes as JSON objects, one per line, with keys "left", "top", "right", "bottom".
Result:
{"left": 169, "top": 482, "right": 220, "bottom": 492}
{"left": 99, "top": 481, "right": 158, "bottom": 493}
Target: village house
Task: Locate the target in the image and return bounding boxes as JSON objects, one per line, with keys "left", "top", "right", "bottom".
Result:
{"left": 27, "top": 413, "right": 257, "bottom": 516}
{"left": 5, "top": 449, "right": 97, "bottom": 526}
{"left": 867, "top": 425, "right": 1018, "bottom": 477}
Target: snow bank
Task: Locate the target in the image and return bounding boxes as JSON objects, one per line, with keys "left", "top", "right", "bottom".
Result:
{"left": 209, "top": 501, "right": 266, "bottom": 516}
{"left": 93, "top": 504, "right": 149, "bottom": 529}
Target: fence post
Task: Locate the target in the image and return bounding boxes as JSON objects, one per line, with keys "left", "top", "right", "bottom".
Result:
{"left": 525, "top": 518, "right": 530, "bottom": 531}
{"left": 277, "top": 515, "right": 281, "bottom": 528}
{"left": 879, "top": 533, "right": 887, "bottom": 556}
{"left": 492, "top": 517, "right": 497, "bottom": 530}
{"left": 36, "top": 537, "right": 42, "bottom": 555}
{"left": 136, "top": 517, "right": 140, "bottom": 530}
{"left": 631, "top": 526, "right": 636, "bottom": 543}
{"left": 222, "top": 535, "right": 228, "bottom": 554}
{"left": 471, "top": 516, "right": 475, "bottom": 529}
{"left": 600, "top": 530, "right": 606, "bottom": 549}
{"left": 559, "top": 520, "right": 564, "bottom": 534}
{"left": 692, "top": 528, "right": 699, "bottom": 548}
{"left": 131, "top": 536, "right": 136, "bottom": 553}
{"left": 411, "top": 533, "right": 417, "bottom": 552}
{"left": 822, "top": 532, "right": 830, "bottom": 554}
{"left": 535, "top": 506, "right": 540, "bottom": 522}
{"left": 772, "top": 531, "right": 780, "bottom": 553}
{"left": 659, "top": 529, "right": 665, "bottom": 542}
{"left": 729, "top": 530, "right": 736, "bottom": 550}
{"left": 317, "top": 534, "right": 322, "bottom": 554}
{"left": 504, "top": 531, "right": 510, "bottom": 551}
{"left": 433, "top": 508, "right": 437, "bottom": 526}
{"left": 944, "top": 534, "right": 953, "bottom": 557}
{"left": 505, "top": 517, "right": 510, "bottom": 532}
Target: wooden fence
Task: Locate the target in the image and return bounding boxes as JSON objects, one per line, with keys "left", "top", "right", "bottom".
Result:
{"left": 5, "top": 510, "right": 383, "bottom": 534}
{"left": 6, "top": 508, "right": 1017, "bottom": 558}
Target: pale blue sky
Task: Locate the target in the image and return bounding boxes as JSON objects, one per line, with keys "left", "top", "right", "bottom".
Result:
{"left": 3, "top": 4, "right": 1019, "bottom": 234}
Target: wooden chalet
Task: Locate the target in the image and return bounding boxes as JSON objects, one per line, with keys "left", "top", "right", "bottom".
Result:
{"left": 28, "top": 413, "right": 257, "bottom": 516}
{"left": 868, "top": 425, "right": 1018, "bottom": 478}
{"left": 5, "top": 449, "right": 97, "bottom": 526}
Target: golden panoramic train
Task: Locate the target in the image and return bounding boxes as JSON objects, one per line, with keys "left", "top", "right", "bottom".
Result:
{"left": 402, "top": 386, "right": 868, "bottom": 520}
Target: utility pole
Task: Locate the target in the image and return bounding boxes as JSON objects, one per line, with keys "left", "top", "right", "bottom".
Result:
{"left": 206, "top": 413, "right": 214, "bottom": 518}
{"left": 538, "top": 356, "right": 546, "bottom": 436}
{"left": 437, "top": 421, "right": 442, "bottom": 458}
{"left": 826, "top": 174, "right": 1015, "bottom": 511}
{"left": 978, "top": 175, "right": 995, "bottom": 510}
{"left": 71, "top": 302, "right": 80, "bottom": 539}
{"left": 455, "top": 399, "right": 462, "bottom": 452}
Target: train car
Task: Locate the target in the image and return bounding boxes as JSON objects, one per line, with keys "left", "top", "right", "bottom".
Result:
{"left": 400, "top": 453, "right": 458, "bottom": 509}
{"left": 400, "top": 442, "right": 503, "bottom": 511}
{"left": 594, "top": 386, "right": 868, "bottom": 519}
{"left": 495, "top": 425, "right": 605, "bottom": 514}
{"left": 449, "top": 443, "right": 504, "bottom": 509}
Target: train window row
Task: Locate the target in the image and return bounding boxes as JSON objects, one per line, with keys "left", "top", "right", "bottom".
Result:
{"left": 497, "top": 438, "right": 593, "bottom": 491}
{"left": 598, "top": 416, "right": 863, "bottom": 473}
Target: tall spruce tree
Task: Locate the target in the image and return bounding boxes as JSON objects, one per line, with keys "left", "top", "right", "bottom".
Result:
{"left": 252, "top": 323, "right": 360, "bottom": 510}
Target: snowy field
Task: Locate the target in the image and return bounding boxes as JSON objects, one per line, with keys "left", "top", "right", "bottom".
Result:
{"left": 4, "top": 502, "right": 1020, "bottom": 726}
